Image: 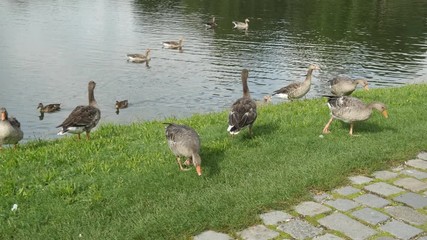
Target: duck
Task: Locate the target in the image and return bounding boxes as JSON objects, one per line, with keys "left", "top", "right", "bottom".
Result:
{"left": 57, "top": 81, "right": 101, "bottom": 140}
{"left": 165, "top": 123, "right": 202, "bottom": 176}
{"left": 37, "top": 103, "right": 61, "bottom": 113}
{"left": 272, "top": 64, "right": 321, "bottom": 100}
{"left": 115, "top": 100, "right": 128, "bottom": 115}
{"left": 0, "top": 107, "right": 24, "bottom": 150}
{"left": 127, "top": 49, "right": 151, "bottom": 66}
{"left": 205, "top": 16, "right": 217, "bottom": 29}
{"left": 162, "top": 37, "right": 184, "bottom": 50}
{"left": 232, "top": 18, "right": 249, "bottom": 30}
{"left": 329, "top": 76, "right": 369, "bottom": 96}
{"left": 227, "top": 69, "right": 257, "bottom": 136}
{"left": 322, "top": 95, "right": 388, "bottom": 135}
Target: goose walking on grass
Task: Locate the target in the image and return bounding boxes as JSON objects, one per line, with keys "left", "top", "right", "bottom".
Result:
{"left": 37, "top": 103, "right": 61, "bottom": 113}
{"left": 228, "top": 69, "right": 257, "bottom": 136}
{"left": 205, "top": 16, "right": 217, "bottom": 29}
{"left": 0, "top": 107, "right": 23, "bottom": 150}
{"left": 165, "top": 123, "right": 202, "bottom": 176}
{"left": 272, "top": 64, "right": 320, "bottom": 100}
{"left": 127, "top": 49, "right": 151, "bottom": 66}
{"left": 162, "top": 37, "right": 184, "bottom": 50}
{"left": 57, "top": 81, "right": 101, "bottom": 140}
{"left": 322, "top": 96, "right": 388, "bottom": 136}
{"left": 115, "top": 100, "right": 128, "bottom": 115}
{"left": 329, "top": 76, "right": 369, "bottom": 96}
{"left": 232, "top": 18, "right": 249, "bottom": 30}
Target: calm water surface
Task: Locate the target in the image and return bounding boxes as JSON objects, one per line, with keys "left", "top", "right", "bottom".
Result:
{"left": 1, "top": 0, "right": 427, "bottom": 141}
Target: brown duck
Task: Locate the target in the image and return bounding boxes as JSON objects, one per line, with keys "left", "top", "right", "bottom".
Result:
{"left": 0, "top": 107, "right": 24, "bottom": 150}
{"left": 37, "top": 103, "right": 61, "bottom": 113}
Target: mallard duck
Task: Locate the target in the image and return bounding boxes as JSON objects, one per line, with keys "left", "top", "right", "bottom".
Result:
{"left": 322, "top": 96, "right": 388, "bottom": 135}
{"left": 205, "top": 16, "right": 217, "bottom": 28}
{"left": 232, "top": 18, "right": 249, "bottom": 30}
{"left": 115, "top": 100, "right": 128, "bottom": 115}
{"left": 127, "top": 49, "right": 151, "bottom": 66}
{"left": 272, "top": 64, "right": 320, "bottom": 100}
{"left": 165, "top": 123, "right": 202, "bottom": 176}
{"left": 329, "top": 76, "right": 369, "bottom": 96}
{"left": 228, "top": 69, "right": 257, "bottom": 135}
{"left": 0, "top": 107, "right": 23, "bottom": 150}
{"left": 57, "top": 81, "right": 101, "bottom": 140}
{"left": 162, "top": 37, "right": 184, "bottom": 50}
{"left": 37, "top": 103, "right": 61, "bottom": 113}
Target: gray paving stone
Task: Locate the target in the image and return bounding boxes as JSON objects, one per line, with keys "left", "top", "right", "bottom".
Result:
{"left": 259, "top": 211, "right": 292, "bottom": 225}
{"left": 379, "top": 220, "right": 423, "bottom": 240}
{"left": 376, "top": 237, "right": 398, "bottom": 240}
{"left": 400, "top": 168, "right": 427, "bottom": 179}
{"left": 384, "top": 205, "right": 427, "bottom": 225}
{"left": 333, "top": 186, "right": 360, "bottom": 196}
{"left": 364, "top": 182, "right": 405, "bottom": 197}
{"left": 312, "top": 193, "right": 333, "bottom": 203}
{"left": 325, "top": 198, "right": 359, "bottom": 211}
{"left": 417, "top": 151, "right": 427, "bottom": 160}
{"left": 406, "top": 159, "right": 427, "bottom": 170}
{"left": 318, "top": 212, "right": 377, "bottom": 239}
{"left": 372, "top": 170, "right": 399, "bottom": 180}
{"left": 294, "top": 201, "right": 331, "bottom": 217}
{"left": 194, "top": 230, "right": 233, "bottom": 240}
{"left": 353, "top": 193, "right": 390, "bottom": 208}
{"left": 417, "top": 237, "right": 427, "bottom": 240}
{"left": 392, "top": 165, "right": 405, "bottom": 172}
{"left": 394, "top": 192, "right": 427, "bottom": 209}
{"left": 238, "top": 225, "right": 279, "bottom": 240}
{"left": 312, "top": 233, "right": 343, "bottom": 240}
{"left": 393, "top": 177, "right": 427, "bottom": 192}
{"left": 349, "top": 175, "right": 373, "bottom": 185}
{"left": 277, "top": 219, "right": 323, "bottom": 239}
{"left": 351, "top": 207, "right": 390, "bottom": 225}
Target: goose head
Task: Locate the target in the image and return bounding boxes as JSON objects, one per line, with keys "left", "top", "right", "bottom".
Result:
{"left": 0, "top": 107, "right": 8, "bottom": 121}
{"left": 308, "top": 64, "right": 321, "bottom": 71}
{"left": 245, "top": 18, "right": 250, "bottom": 23}
{"left": 370, "top": 102, "right": 388, "bottom": 118}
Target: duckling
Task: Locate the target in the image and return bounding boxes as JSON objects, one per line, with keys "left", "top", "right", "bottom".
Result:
{"left": 232, "top": 18, "right": 249, "bottom": 30}
{"left": 37, "top": 103, "right": 61, "bottom": 113}
{"left": 205, "top": 16, "right": 217, "bottom": 29}
{"left": 115, "top": 100, "right": 128, "bottom": 115}
{"left": 162, "top": 37, "right": 184, "bottom": 50}
{"left": 57, "top": 81, "right": 101, "bottom": 140}
{"left": 165, "top": 123, "right": 202, "bottom": 176}
{"left": 329, "top": 76, "right": 369, "bottom": 96}
{"left": 0, "top": 107, "right": 23, "bottom": 150}
{"left": 127, "top": 49, "right": 151, "bottom": 66}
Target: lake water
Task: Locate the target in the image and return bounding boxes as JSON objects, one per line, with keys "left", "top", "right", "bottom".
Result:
{"left": 1, "top": 0, "right": 427, "bottom": 141}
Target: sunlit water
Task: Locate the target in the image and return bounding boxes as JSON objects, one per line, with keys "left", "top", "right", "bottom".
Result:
{"left": 1, "top": 0, "right": 426, "bottom": 141}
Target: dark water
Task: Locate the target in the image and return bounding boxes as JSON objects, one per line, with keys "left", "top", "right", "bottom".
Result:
{"left": 1, "top": 0, "right": 426, "bottom": 141}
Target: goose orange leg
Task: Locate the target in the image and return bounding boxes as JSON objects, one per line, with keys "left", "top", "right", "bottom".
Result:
{"left": 322, "top": 117, "right": 334, "bottom": 134}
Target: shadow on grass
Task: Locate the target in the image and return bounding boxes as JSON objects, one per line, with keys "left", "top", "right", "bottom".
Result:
{"left": 201, "top": 145, "right": 225, "bottom": 177}
{"left": 240, "top": 121, "right": 281, "bottom": 140}
{"left": 337, "top": 121, "right": 397, "bottom": 134}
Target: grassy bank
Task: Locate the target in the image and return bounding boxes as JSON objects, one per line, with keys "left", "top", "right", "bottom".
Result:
{"left": 1, "top": 84, "right": 427, "bottom": 239}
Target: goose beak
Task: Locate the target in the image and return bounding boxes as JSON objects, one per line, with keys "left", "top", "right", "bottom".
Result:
{"left": 364, "top": 85, "right": 369, "bottom": 91}
{"left": 196, "top": 165, "right": 202, "bottom": 176}
{"left": 1, "top": 112, "right": 5, "bottom": 121}
{"left": 382, "top": 110, "right": 388, "bottom": 118}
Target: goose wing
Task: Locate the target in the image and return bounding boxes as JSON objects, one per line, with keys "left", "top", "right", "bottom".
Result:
{"left": 57, "top": 105, "right": 100, "bottom": 129}
{"left": 273, "top": 82, "right": 302, "bottom": 95}
{"left": 228, "top": 98, "right": 257, "bottom": 131}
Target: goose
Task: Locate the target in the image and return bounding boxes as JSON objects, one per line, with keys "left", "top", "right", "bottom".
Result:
{"left": 232, "top": 18, "right": 249, "bottom": 30}
{"left": 272, "top": 64, "right": 320, "bottom": 100}
{"left": 37, "top": 103, "right": 61, "bottom": 113}
{"left": 162, "top": 37, "right": 184, "bottom": 50}
{"left": 0, "top": 107, "right": 23, "bottom": 150}
{"left": 165, "top": 123, "right": 202, "bottom": 176}
{"left": 205, "top": 16, "right": 217, "bottom": 29}
{"left": 322, "top": 95, "right": 388, "bottom": 135}
{"left": 227, "top": 69, "right": 257, "bottom": 135}
{"left": 256, "top": 95, "right": 272, "bottom": 107}
{"left": 127, "top": 49, "right": 151, "bottom": 66}
{"left": 115, "top": 100, "right": 128, "bottom": 115}
{"left": 57, "top": 81, "right": 101, "bottom": 140}
{"left": 329, "top": 76, "right": 369, "bottom": 96}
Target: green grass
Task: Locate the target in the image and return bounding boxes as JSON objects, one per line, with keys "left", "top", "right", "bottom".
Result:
{"left": 1, "top": 84, "right": 427, "bottom": 239}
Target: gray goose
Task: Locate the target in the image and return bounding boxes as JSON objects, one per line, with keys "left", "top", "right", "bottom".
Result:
{"left": 329, "top": 76, "right": 369, "bottom": 96}
{"left": 272, "top": 64, "right": 320, "bottom": 100}
{"left": 37, "top": 103, "right": 61, "bottom": 113}
{"left": 127, "top": 49, "right": 151, "bottom": 66}
{"left": 0, "top": 107, "right": 23, "bottom": 150}
{"left": 57, "top": 81, "right": 101, "bottom": 140}
{"left": 322, "top": 96, "right": 388, "bottom": 135}
{"left": 227, "top": 69, "right": 257, "bottom": 136}
{"left": 165, "top": 123, "right": 202, "bottom": 176}
{"left": 162, "top": 37, "right": 184, "bottom": 50}
{"left": 232, "top": 18, "right": 249, "bottom": 30}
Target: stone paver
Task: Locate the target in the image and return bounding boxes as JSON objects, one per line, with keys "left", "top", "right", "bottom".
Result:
{"left": 238, "top": 225, "right": 279, "bottom": 240}
{"left": 324, "top": 198, "right": 359, "bottom": 211}
{"left": 259, "top": 211, "right": 292, "bottom": 225}
{"left": 400, "top": 168, "right": 427, "bottom": 179}
{"left": 318, "top": 212, "right": 377, "bottom": 239}
{"left": 384, "top": 205, "right": 427, "bottom": 225}
{"left": 294, "top": 201, "right": 331, "bottom": 217}
{"left": 353, "top": 193, "right": 390, "bottom": 208}
{"left": 194, "top": 230, "right": 233, "bottom": 240}
{"left": 406, "top": 159, "right": 427, "bottom": 170}
{"left": 333, "top": 186, "right": 360, "bottom": 196}
{"left": 277, "top": 219, "right": 323, "bottom": 239}
{"left": 312, "top": 193, "right": 332, "bottom": 203}
{"left": 394, "top": 192, "right": 427, "bottom": 209}
{"left": 393, "top": 177, "right": 427, "bottom": 192}
{"left": 364, "top": 182, "right": 405, "bottom": 197}
{"left": 417, "top": 151, "right": 427, "bottom": 160}
{"left": 351, "top": 207, "right": 390, "bottom": 225}
{"left": 379, "top": 220, "right": 423, "bottom": 240}
{"left": 376, "top": 237, "right": 398, "bottom": 240}
{"left": 372, "top": 170, "right": 399, "bottom": 180}
{"left": 312, "top": 233, "right": 343, "bottom": 240}
{"left": 348, "top": 175, "right": 373, "bottom": 185}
